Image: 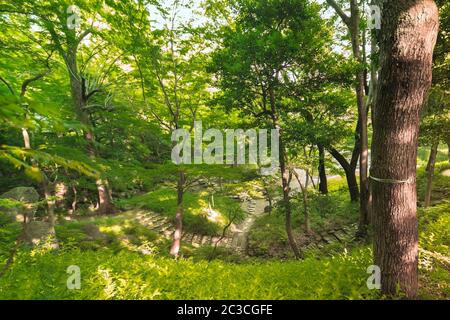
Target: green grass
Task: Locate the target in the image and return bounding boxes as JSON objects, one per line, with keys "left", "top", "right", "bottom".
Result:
{"left": 418, "top": 200, "right": 450, "bottom": 298}
{"left": 0, "top": 212, "right": 21, "bottom": 266}
{"left": 417, "top": 162, "right": 450, "bottom": 205}
{"left": 55, "top": 215, "right": 165, "bottom": 254}
{"left": 0, "top": 247, "right": 378, "bottom": 300}
{"left": 247, "top": 182, "right": 359, "bottom": 259}
{"left": 417, "top": 146, "right": 449, "bottom": 167}
{"left": 116, "top": 188, "right": 245, "bottom": 236}
{"left": 0, "top": 160, "right": 447, "bottom": 300}
{"left": 419, "top": 200, "right": 450, "bottom": 257}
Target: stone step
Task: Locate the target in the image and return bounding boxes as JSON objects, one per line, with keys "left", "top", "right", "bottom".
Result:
{"left": 329, "top": 232, "right": 342, "bottom": 242}
{"left": 183, "top": 233, "right": 195, "bottom": 243}
{"left": 191, "top": 234, "right": 202, "bottom": 247}
{"left": 160, "top": 220, "right": 172, "bottom": 227}
{"left": 334, "top": 230, "right": 348, "bottom": 241}
{"left": 201, "top": 235, "right": 212, "bottom": 245}
{"left": 232, "top": 234, "right": 241, "bottom": 247}
{"left": 162, "top": 230, "right": 173, "bottom": 238}
{"left": 321, "top": 235, "right": 334, "bottom": 244}
{"left": 150, "top": 221, "right": 167, "bottom": 230}
{"left": 217, "top": 237, "right": 229, "bottom": 246}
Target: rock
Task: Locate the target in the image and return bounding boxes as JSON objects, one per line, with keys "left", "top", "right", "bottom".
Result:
{"left": 24, "top": 221, "right": 59, "bottom": 249}
{"left": 0, "top": 187, "right": 39, "bottom": 222}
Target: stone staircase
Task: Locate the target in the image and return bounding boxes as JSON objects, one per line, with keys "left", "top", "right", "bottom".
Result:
{"left": 303, "top": 223, "right": 358, "bottom": 251}
{"left": 129, "top": 210, "right": 237, "bottom": 250}
{"left": 126, "top": 200, "right": 358, "bottom": 255}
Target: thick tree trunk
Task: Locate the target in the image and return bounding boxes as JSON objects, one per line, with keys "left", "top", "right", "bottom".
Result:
{"left": 170, "top": 171, "right": 185, "bottom": 257}
{"left": 424, "top": 142, "right": 439, "bottom": 207}
{"left": 329, "top": 147, "right": 359, "bottom": 202}
{"left": 318, "top": 144, "right": 328, "bottom": 194}
{"left": 371, "top": 0, "right": 439, "bottom": 298}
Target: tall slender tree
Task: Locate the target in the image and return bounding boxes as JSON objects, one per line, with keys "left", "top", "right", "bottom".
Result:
{"left": 325, "top": 0, "right": 370, "bottom": 237}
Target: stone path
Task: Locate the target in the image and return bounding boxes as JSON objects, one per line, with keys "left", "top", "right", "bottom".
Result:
{"left": 127, "top": 196, "right": 358, "bottom": 256}
{"left": 123, "top": 193, "right": 268, "bottom": 253}
{"left": 128, "top": 209, "right": 237, "bottom": 249}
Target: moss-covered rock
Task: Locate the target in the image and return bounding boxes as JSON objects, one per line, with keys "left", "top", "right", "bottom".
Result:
{"left": 0, "top": 187, "right": 39, "bottom": 222}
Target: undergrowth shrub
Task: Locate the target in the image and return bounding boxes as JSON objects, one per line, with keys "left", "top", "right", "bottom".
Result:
{"left": 0, "top": 247, "right": 377, "bottom": 300}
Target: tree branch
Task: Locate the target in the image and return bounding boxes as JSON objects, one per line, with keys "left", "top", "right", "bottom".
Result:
{"left": 325, "top": 0, "right": 351, "bottom": 28}
{"left": 0, "top": 76, "right": 15, "bottom": 95}
{"left": 20, "top": 70, "right": 51, "bottom": 97}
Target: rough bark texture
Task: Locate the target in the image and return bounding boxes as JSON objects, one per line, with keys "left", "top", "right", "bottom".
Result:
{"left": 371, "top": 0, "right": 439, "bottom": 298}
{"left": 424, "top": 142, "right": 439, "bottom": 207}
{"left": 318, "top": 144, "right": 328, "bottom": 194}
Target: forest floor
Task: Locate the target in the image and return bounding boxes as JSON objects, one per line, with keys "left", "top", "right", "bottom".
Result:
{"left": 0, "top": 162, "right": 448, "bottom": 299}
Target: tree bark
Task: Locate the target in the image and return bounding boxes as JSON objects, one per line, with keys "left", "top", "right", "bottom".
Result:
{"left": 424, "top": 142, "right": 439, "bottom": 207}
{"left": 371, "top": 0, "right": 439, "bottom": 298}
{"left": 19, "top": 76, "right": 57, "bottom": 233}
{"left": 65, "top": 50, "right": 115, "bottom": 215}
{"left": 349, "top": 0, "right": 370, "bottom": 238}
{"left": 446, "top": 137, "right": 450, "bottom": 161}
{"left": 293, "top": 169, "right": 311, "bottom": 235}
{"left": 269, "top": 85, "right": 302, "bottom": 259}
{"left": 170, "top": 171, "right": 185, "bottom": 257}
{"left": 42, "top": 178, "right": 56, "bottom": 230}
{"left": 326, "top": 0, "right": 370, "bottom": 237}
{"left": 318, "top": 144, "right": 328, "bottom": 194}
{"left": 329, "top": 147, "right": 360, "bottom": 201}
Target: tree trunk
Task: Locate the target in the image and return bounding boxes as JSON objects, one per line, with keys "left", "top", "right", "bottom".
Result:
{"left": 349, "top": 0, "right": 370, "bottom": 238}
{"left": 445, "top": 136, "right": 450, "bottom": 161}
{"left": 293, "top": 169, "right": 311, "bottom": 235}
{"left": 21, "top": 127, "right": 56, "bottom": 233}
{"left": 262, "top": 179, "right": 273, "bottom": 214}
{"left": 281, "top": 160, "right": 301, "bottom": 259}
{"left": 329, "top": 147, "right": 359, "bottom": 202}
{"left": 42, "top": 178, "right": 56, "bottom": 230}
{"left": 65, "top": 51, "right": 115, "bottom": 215}
{"left": 424, "top": 142, "right": 439, "bottom": 207}
{"left": 170, "top": 171, "right": 185, "bottom": 257}
{"left": 71, "top": 185, "right": 77, "bottom": 214}
{"left": 318, "top": 144, "right": 328, "bottom": 194}
{"left": 268, "top": 85, "right": 302, "bottom": 259}
{"left": 371, "top": 0, "right": 439, "bottom": 298}
{"left": 367, "top": 28, "right": 379, "bottom": 227}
